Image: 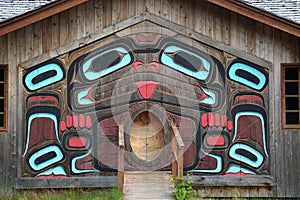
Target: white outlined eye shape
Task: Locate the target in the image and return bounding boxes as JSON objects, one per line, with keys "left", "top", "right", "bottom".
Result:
{"left": 82, "top": 47, "right": 133, "bottom": 81}
{"left": 161, "top": 45, "right": 211, "bottom": 80}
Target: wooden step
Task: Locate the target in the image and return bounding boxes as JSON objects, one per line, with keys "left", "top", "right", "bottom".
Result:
{"left": 123, "top": 171, "right": 175, "bottom": 200}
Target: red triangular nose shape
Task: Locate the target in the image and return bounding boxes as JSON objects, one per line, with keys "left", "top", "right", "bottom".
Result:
{"left": 134, "top": 81, "right": 159, "bottom": 99}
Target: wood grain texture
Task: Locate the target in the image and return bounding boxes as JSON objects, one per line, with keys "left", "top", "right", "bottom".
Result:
{"left": 0, "top": 0, "right": 298, "bottom": 197}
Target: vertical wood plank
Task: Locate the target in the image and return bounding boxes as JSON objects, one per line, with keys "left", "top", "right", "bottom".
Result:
{"left": 246, "top": 20, "right": 256, "bottom": 55}
{"left": 145, "top": 0, "right": 154, "bottom": 14}
{"left": 263, "top": 24, "right": 274, "bottom": 62}
{"left": 237, "top": 15, "right": 247, "bottom": 52}
{"left": 33, "top": 21, "right": 42, "bottom": 57}
{"left": 103, "top": 0, "right": 112, "bottom": 28}
{"left": 85, "top": 0, "right": 95, "bottom": 35}
{"left": 187, "top": 0, "right": 195, "bottom": 31}
{"left": 7, "top": 31, "right": 18, "bottom": 191}
{"left": 77, "top": 3, "right": 86, "bottom": 39}
{"left": 136, "top": 0, "right": 145, "bottom": 15}
{"left": 59, "top": 10, "right": 69, "bottom": 47}
{"left": 229, "top": 12, "right": 238, "bottom": 48}
{"left": 220, "top": 8, "right": 230, "bottom": 45}
{"left": 284, "top": 131, "right": 294, "bottom": 197}
{"left": 0, "top": 134, "right": 7, "bottom": 189}
{"left": 205, "top": 0, "right": 213, "bottom": 37}
{"left": 52, "top": 15, "right": 60, "bottom": 49}
{"left": 239, "top": 187, "right": 250, "bottom": 198}
{"left": 153, "top": 0, "right": 161, "bottom": 16}
{"left": 273, "top": 29, "right": 285, "bottom": 197}
{"left": 178, "top": 0, "right": 187, "bottom": 26}
{"left": 42, "top": 17, "right": 52, "bottom": 54}
{"left": 121, "top": 0, "right": 128, "bottom": 21}
{"left": 249, "top": 187, "right": 259, "bottom": 197}
{"left": 25, "top": 25, "right": 33, "bottom": 60}
{"left": 0, "top": 35, "right": 8, "bottom": 63}
{"left": 112, "top": 0, "right": 120, "bottom": 25}
{"left": 255, "top": 21, "right": 264, "bottom": 59}
{"left": 170, "top": 0, "right": 178, "bottom": 25}
{"left": 213, "top": 5, "right": 221, "bottom": 41}
{"left": 194, "top": 0, "right": 204, "bottom": 34}
{"left": 68, "top": 6, "right": 78, "bottom": 43}
{"left": 17, "top": 28, "right": 26, "bottom": 63}
{"left": 161, "top": 0, "right": 170, "bottom": 20}
{"left": 293, "top": 131, "right": 300, "bottom": 196}
{"left": 94, "top": 0, "right": 103, "bottom": 32}
{"left": 128, "top": 0, "right": 137, "bottom": 18}
{"left": 259, "top": 187, "right": 270, "bottom": 197}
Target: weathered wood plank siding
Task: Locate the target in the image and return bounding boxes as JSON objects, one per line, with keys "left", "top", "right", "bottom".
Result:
{"left": 0, "top": 0, "right": 299, "bottom": 197}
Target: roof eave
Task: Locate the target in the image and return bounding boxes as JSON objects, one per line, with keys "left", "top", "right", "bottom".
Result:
{"left": 0, "top": 0, "right": 87, "bottom": 37}
{"left": 207, "top": 0, "right": 300, "bottom": 37}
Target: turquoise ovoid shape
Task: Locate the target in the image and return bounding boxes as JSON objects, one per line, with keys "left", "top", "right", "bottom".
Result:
{"left": 228, "top": 62, "right": 267, "bottom": 91}
{"left": 229, "top": 143, "right": 264, "bottom": 168}
{"left": 161, "top": 45, "right": 211, "bottom": 80}
{"left": 82, "top": 47, "right": 131, "bottom": 80}
{"left": 71, "top": 151, "right": 100, "bottom": 174}
{"left": 36, "top": 166, "right": 67, "bottom": 177}
{"left": 24, "top": 62, "right": 65, "bottom": 91}
{"left": 28, "top": 145, "right": 64, "bottom": 171}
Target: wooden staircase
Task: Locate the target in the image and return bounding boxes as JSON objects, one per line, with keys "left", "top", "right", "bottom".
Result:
{"left": 123, "top": 171, "right": 175, "bottom": 200}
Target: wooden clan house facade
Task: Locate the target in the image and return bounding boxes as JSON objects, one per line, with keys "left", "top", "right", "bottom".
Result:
{"left": 0, "top": 0, "right": 299, "bottom": 197}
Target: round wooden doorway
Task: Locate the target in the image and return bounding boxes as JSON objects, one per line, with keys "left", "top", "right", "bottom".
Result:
{"left": 130, "top": 111, "right": 164, "bottom": 162}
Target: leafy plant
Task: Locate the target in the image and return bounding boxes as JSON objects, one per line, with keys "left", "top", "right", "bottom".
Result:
{"left": 170, "top": 173, "right": 197, "bottom": 200}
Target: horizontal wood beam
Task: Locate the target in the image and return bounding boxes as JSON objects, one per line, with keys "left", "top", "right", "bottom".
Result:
{"left": 191, "top": 175, "right": 274, "bottom": 187}
{"left": 0, "top": 0, "right": 87, "bottom": 36}
{"left": 207, "top": 0, "right": 300, "bottom": 37}
{"left": 16, "top": 176, "right": 117, "bottom": 189}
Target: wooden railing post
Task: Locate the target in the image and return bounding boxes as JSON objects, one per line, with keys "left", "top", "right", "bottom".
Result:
{"left": 171, "top": 123, "right": 184, "bottom": 180}
{"left": 118, "top": 124, "right": 125, "bottom": 192}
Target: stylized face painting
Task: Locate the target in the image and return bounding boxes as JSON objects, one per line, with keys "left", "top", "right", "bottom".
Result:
{"left": 22, "top": 26, "right": 269, "bottom": 177}
{"left": 67, "top": 32, "right": 226, "bottom": 171}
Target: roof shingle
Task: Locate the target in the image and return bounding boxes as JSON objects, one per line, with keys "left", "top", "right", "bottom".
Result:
{"left": 0, "top": 0, "right": 58, "bottom": 23}
{"left": 237, "top": 0, "right": 300, "bottom": 24}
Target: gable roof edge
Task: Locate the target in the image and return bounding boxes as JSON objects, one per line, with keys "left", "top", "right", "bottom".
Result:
{"left": 0, "top": 0, "right": 87, "bottom": 37}
{"left": 19, "top": 12, "right": 271, "bottom": 70}
{"left": 207, "top": 0, "right": 300, "bottom": 37}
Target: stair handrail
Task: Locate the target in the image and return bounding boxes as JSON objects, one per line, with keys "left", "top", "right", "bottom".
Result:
{"left": 118, "top": 124, "right": 125, "bottom": 192}
{"left": 171, "top": 123, "right": 184, "bottom": 180}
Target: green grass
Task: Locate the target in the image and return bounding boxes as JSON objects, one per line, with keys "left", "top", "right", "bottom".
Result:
{"left": 0, "top": 188, "right": 123, "bottom": 200}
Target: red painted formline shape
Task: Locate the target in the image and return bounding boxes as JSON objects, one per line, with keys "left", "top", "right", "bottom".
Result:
{"left": 73, "top": 115, "right": 79, "bottom": 128}
{"left": 68, "top": 137, "right": 87, "bottom": 147}
{"left": 201, "top": 113, "right": 208, "bottom": 127}
{"left": 28, "top": 96, "right": 58, "bottom": 103}
{"left": 208, "top": 113, "right": 214, "bottom": 127}
{"left": 134, "top": 81, "right": 159, "bottom": 99}
{"left": 37, "top": 174, "right": 68, "bottom": 178}
{"left": 235, "top": 95, "right": 263, "bottom": 103}
{"left": 60, "top": 121, "right": 66, "bottom": 132}
{"left": 60, "top": 115, "right": 92, "bottom": 131}
{"left": 227, "top": 121, "right": 233, "bottom": 131}
{"left": 136, "top": 34, "right": 157, "bottom": 42}
{"left": 66, "top": 115, "right": 73, "bottom": 128}
{"left": 207, "top": 135, "right": 225, "bottom": 146}
{"left": 221, "top": 115, "right": 227, "bottom": 127}
{"left": 224, "top": 172, "right": 254, "bottom": 176}
{"left": 214, "top": 113, "right": 220, "bottom": 127}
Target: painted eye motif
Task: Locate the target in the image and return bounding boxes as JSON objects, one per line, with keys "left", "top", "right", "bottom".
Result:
{"left": 82, "top": 47, "right": 132, "bottom": 81}
{"left": 87, "top": 50, "right": 126, "bottom": 73}
{"left": 160, "top": 46, "right": 211, "bottom": 80}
